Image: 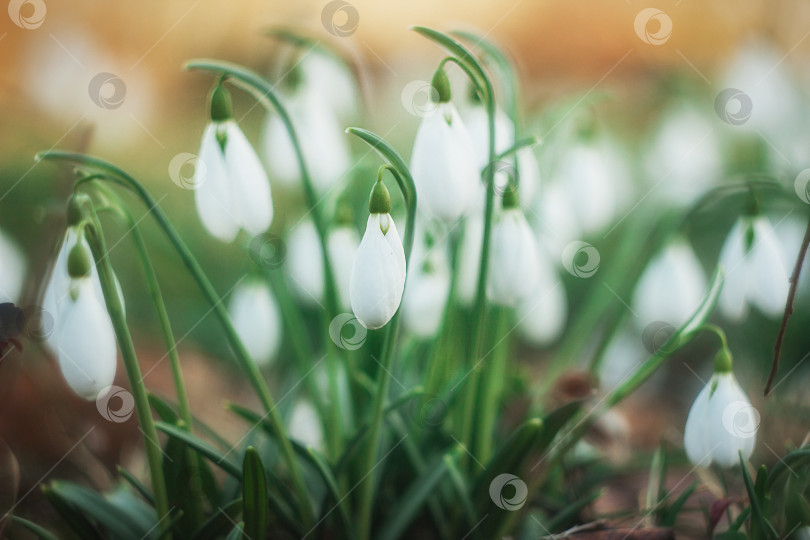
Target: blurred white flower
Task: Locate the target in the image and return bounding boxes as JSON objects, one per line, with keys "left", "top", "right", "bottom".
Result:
{"left": 287, "top": 221, "right": 359, "bottom": 310}
{"left": 299, "top": 50, "right": 359, "bottom": 121}
{"left": 195, "top": 86, "right": 273, "bottom": 243}
{"left": 643, "top": 105, "right": 722, "bottom": 207}
{"left": 403, "top": 243, "right": 450, "bottom": 338}
{"left": 633, "top": 238, "right": 707, "bottom": 328}
{"left": 350, "top": 182, "right": 406, "bottom": 329}
{"left": 463, "top": 103, "right": 514, "bottom": 170}
{"left": 262, "top": 87, "right": 351, "bottom": 194}
{"left": 488, "top": 193, "right": 540, "bottom": 306}
{"left": 457, "top": 213, "right": 484, "bottom": 306}
{"left": 288, "top": 400, "right": 324, "bottom": 451}
{"left": 516, "top": 242, "right": 567, "bottom": 346}
{"left": 410, "top": 101, "right": 479, "bottom": 221}
{"left": 228, "top": 278, "right": 282, "bottom": 367}
{"left": 513, "top": 147, "right": 541, "bottom": 208}
{"left": 0, "top": 230, "right": 26, "bottom": 303}
{"left": 684, "top": 371, "right": 758, "bottom": 468}
{"left": 719, "top": 215, "right": 789, "bottom": 321}
{"left": 49, "top": 241, "right": 117, "bottom": 400}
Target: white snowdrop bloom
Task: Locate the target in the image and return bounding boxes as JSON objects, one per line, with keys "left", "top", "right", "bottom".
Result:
{"left": 599, "top": 328, "right": 648, "bottom": 390}
{"left": 43, "top": 227, "right": 124, "bottom": 353}
{"left": 516, "top": 242, "right": 567, "bottom": 346}
{"left": 299, "top": 50, "right": 358, "bottom": 120}
{"left": 261, "top": 86, "right": 351, "bottom": 194}
{"left": 536, "top": 181, "right": 582, "bottom": 259}
{"left": 288, "top": 400, "right": 324, "bottom": 451}
{"left": 633, "top": 238, "right": 707, "bottom": 328}
{"left": 548, "top": 139, "right": 630, "bottom": 236}
{"left": 228, "top": 279, "right": 282, "bottom": 367}
{"left": 684, "top": 368, "right": 758, "bottom": 468}
{"left": 514, "top": 147, "right": 541, "bottom": 208}
{"left": 463, "top": 102, "right": 514, "bottom": 170}
{"left": 0, "top": 230, "right": 26, "bottom": 303}
{"left": 719, "top": 215, "right": 789, "bottom": 321}
{"left": 410, "top": 96, "right": 479, "bottom": 221}
{"left": 644, "top": 106, "right": 722, "bottom": 208}
{"left": 457, "top": 213, "right": 484, "bottom": 306}
{"left": 287, "top": 220, "right": 359, "bottom": 309}
{"left": 403, "top": 243, "right": 451, "bottom": 338}
{"left": 194, "top": 85, "right": 273, "bottom": 243}
{"left": 350, "top": 180, "right": 406, "bottom": 329}
{"left": 488, "top": 189, "right": 540, "bottom": 306}
{"left": 53, "top": 243, "right": 117, "bottom": 400}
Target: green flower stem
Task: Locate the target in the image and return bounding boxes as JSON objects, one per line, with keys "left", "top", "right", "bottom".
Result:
{"left": 185, "top": 59, "right": 348, "bottom": 456}
{"left": 474, "top": 306, "right": 510, "bottom": 462}
{"left": 345, "top": 130, "right": 416, "bottom": 540}
{"left": 38, "top": 152, "right": 314, "bottom": 528}
{"left": 82, "top": 211, "right": 171, "bottom": 538}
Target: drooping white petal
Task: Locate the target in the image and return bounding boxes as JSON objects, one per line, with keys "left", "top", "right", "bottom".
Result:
{"left": 633, "top": 239, "right": 707, "bottom": 328}
{"left": 300, "top": 51, "right": 358, "bottom": 120}
{"left": 328, "top": 226, "right": 360, "bottom": 310}
{"left": 516, "top": 243, "right": 567, "bottom": 345}
{"left": 0, "top": 230, "right": 26, "bottom": 303}
{"left": 350, "top": 214, "right": 406, "bottom": 329}
{"left": 410, "top": 102, "right": 479, "bottom": 221}
{"left": 683, "top": 372, "right": 758, "bottom": 468}
{"left": 718, "top": 219, "right": 750, "bottom": 321}
{"left": 463, "top": 104, "right": 514, "bottom": 170}
{"left": 747, "top": 216, "right": 789, "bottom": 317}
{"left": 54, "top": 278, "right": 117, "bottom": 400}
{"left": 228, "top": 279, "right": 281, "bottom": 367}
{"left": 223, "top": 121, "right": 274, "bottom": 236}
{"left": 488, "top": 208, "right": 540, "bottom": 306}
{"left": 403, "top": 245, "right": 450, "bottom": 338}
{"left": 194, "top": 123, "right": 240, "bottom": 242}
{"left": 288, "top": 400, "right": 324, "bottom": 451}
{"left": 287, "top": 220, "right": 325, "bottom": 304}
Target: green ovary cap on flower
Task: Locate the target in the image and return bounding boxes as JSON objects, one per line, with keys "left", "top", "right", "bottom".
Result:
{"left": 66, "top": 194, "right": 89, "bottom": 227}
{"left": 209, "top": 82, "right": 233, "bottom": 122}
{"left": 501, "top": 182, "right": 520, "bottom": 209}
{"left": 713, "top": 347, "right": 733, "bottom": 373}
{"left": 67, "top": 243, "right": 93, "bottom": 278}
{"left": 431, "top": 68, "right": 451, "bottom": 103}
{"left": 368, "top": 178, "right": 391, "bottom": 214}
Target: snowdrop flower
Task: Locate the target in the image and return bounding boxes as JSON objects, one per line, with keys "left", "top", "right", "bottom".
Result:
{"left": 643, "top": 105, "right": 722, "bottom": 208}
{"left": 513, "top": 147, "right": 541, "bottom": 208}
{"left": 516, "top": 241, "right": 567, "bottom": 346}
{"left": 52, "top": 238, "right": 117, "bottom": 400}
{"left": 457, "top": 213, "right": 484, "bottom": 306}
{"left": 633, "top": 238, "right": 707, "bottom": 328}
{"left": 403, "top": 239, "right": 450, "bottom": 338}
{"left": 350, "top": 178, "right": 406, "bottom": 329}
{"left": 288, "top": 400, "right": 324, "bottom": 451}
{"left": 299, "top": 50, "right": 358, "bottom": 121}
{"left": 719, "top": 214, "right": 789, "bottom": 321}
{"left": 262, "top": 77, "right": 351, "bottom": 194}
{"left": 194, "top": 83, "right": 273, "bottom": 243}
{"left": 228, "top": 278, "right": 282, "bottom": 367}
{"left": 286, "top": 217, "right": 359, "bottom": 309}
{"left": 488, "top": 186, "right": 540, "bottom": 306}
{"left": 684, "top": 349, "right": 758, "bottom": 468}
{"left": 409, "top": 69, "right": 479, "bottom": 221}
{"left": 463, "top": 98, "right": 514, "bottom": 171}
{"left": 0, "top": 230, "right": 26, "bottom": 303}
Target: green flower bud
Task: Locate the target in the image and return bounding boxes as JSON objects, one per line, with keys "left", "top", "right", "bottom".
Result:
{"left": 210, "top": 82, "right": 233, "bottom": 122}
{"left": 67, "top": 243, "right": 93, "bottom": 279}
{"left": 66, "top": 193, "right": 89, "bottom": 227}
{"left": 431, "top": 68, "right": 451, "bottom": 103}
{"left": 368, "top": 179, "right": 391, "bottom": 214}
{"left": 713, "top": 346, "right": 733, "bottom": 373}
{"left": 501, "top": 182, "right": 520, "bottom": 209}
